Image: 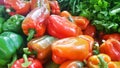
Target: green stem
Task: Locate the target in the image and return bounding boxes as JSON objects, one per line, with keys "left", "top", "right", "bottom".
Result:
{"left": 98, "top": 56, "right": 108, "bottom": 68}
{"left": 27, "top": 29, "right": 35, "bottom": 41}
{"left": 8, "top": 54, "right": 17, "bottom": 68}
{"left": 21, "top": 54, "right": 32, "bottom": 67}
{"left": 23, "top": 48, "right": 32, "bottom": 55}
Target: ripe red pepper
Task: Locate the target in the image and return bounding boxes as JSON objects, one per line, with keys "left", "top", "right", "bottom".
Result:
{"left": 83, "top": 24, "right": 96, "bottom": 37}
{"left": 49, "top": 1, "right": 60, "bottom": 15}
{"left": 100, "top": 38, "right": 120, "bottom": 61}
{"left": 47, "top": 15, "right": 82, "bottom": 39}
{"left": 22, "top": 0, "right": 50, "bottom": 41}
{"left": 11, "top": 54, "right": 43, "bottom": 68}
{"left": 4, "top": 0, "right": 30, "bottom": 15}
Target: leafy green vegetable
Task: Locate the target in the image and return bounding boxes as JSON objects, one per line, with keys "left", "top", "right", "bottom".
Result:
{"left": 57, "top": 0, "right": 120, "bottom": 34}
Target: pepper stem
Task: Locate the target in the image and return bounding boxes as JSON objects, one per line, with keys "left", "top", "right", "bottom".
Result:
{"left": 27, "top": 29, "right": 35, "bottom": 41}
{"left": 21, "top": 54, "right": 32, "bottom": 67}
{"left": 23, "top": 48, "right": 32, "bottom": 55}
{"left": 8, "top": 54, "right": 17, "bottom": 68}
{"left": 98, "top": 56, "right": 108, "bottom": 68}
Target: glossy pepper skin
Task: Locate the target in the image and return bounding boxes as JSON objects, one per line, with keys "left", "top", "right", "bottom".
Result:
{"left": 47, "top": 15, "right": 82, "bottom": 39}
{"left": 100, "top": 38, "right": 120, "bottom": 61}
{"left": 51, "top": 35, "right": 94, "bottom": 64}
{"left": 22, "top": 0, "right": 50, "bottom": 41}
{"left": 87, "top": 54, "right": 117, "bottom": 68}
{"left": 11, "top": 54, "right": 43, "bottom": 68}
{"left": 0, "top": 32, "right": 23, "bottom": 67}
{"left": 27, "top": 35, "right": 56, "bottom": 63}
{"left": 3, "top": 14, "right": 25, "bottom": 34}
{"left": 4, "top": 0, "right": 30, "bottom": 15}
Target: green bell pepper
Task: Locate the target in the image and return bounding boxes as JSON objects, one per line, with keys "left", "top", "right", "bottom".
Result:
{"left": 2, "top": 14, "right": 25, "bottom": 34}
{"left": 0, "top": 17, "right": 5, "bottom": 33}
{"left": 0, "top": 32, "right": 24, "bottom": 67}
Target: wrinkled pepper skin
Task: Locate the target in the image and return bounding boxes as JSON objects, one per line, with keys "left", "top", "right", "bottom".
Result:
{"left": 51, "top": 35, "right": 94, "bottom": 64}
{"left": 3, "top": 14, "right": 25, "bottom": 34}
{"left": 22, "top": 0, "right": 50, "bottom": 41}
{"left": 0, "top": 32, "right": 23, "bottom": 67}
{"left": 59, "top": 60, "right": 84, "bottom": 68}
{"left": 100, "top": 38, "right": 120, "bottom": 61}
{"left": 4, "top": 0, "right": 30, "bottom": 15}
{"left": 87, "top": 54, "right": 117, "bottom": 68}
{"left": 47, "top": 15, "right": 82, "bottom": 39}
{"left": 27, "top": 35, "right": 56, "bottom": 63}
{"left": 11, "top": 54, "right": 43, "bottom": 68}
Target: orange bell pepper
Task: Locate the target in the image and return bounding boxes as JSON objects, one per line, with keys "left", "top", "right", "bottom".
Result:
{"left": 51, "top": 35, "right": 94, "bottom": 64}
{"left": 72, "top": 16, "right": 90, "bottom": 30}
{"left": 100, "top": 38, "right": 120, "bottom": 61}
{"left": 87, "top": 54, "right": 117, "bottom": 68}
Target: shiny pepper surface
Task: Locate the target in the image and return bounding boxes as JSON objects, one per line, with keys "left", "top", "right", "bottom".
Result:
{"left": 52, "top": 35, "right": 94, "bottom": 64}
{"left": 0, "top": 32, "right": 23, "bottom": 67}
{"left": 22, "top": 0, "right": 50, "bottom": 41}
{"left": 100, "top": 38, "right": 120, "bottom": 61}
{"left": 87, "top": 54, "right": 117, "bottom": 68}
{"left": 27, "top": 35, "right": 56, "bottom": 63}
{"left": 47, "top": 15, "right": 82, "bottom": 39}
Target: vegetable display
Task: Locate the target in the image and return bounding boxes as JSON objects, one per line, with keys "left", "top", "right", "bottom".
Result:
{"left": 0, "top": 0, "right": 120, "bottom": 68}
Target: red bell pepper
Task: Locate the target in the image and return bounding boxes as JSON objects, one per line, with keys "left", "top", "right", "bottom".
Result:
{"left": 4, "top": 0, "right": 30, "bottom": 15}
{"left": 11, "top": 54, "right": 43, "bottom": 68}
{"left": 22, "top": 0, "right": 50, "bottom": 41}
{"left": 47, "top": 15, "right": 82, "bottom": 39}
{"left": 102, "top": 33, "right": 120, "bottom": 41}
{"left": 51, "top": 35, "right": 94, "bottom": 64}
{"left": 83, "top": 24, "right": 96, "bottom": 37}
{"left": 100, "top": 38, "right": 120, "bottom": 61}
{"left": 49, "top": 1, "right": 60, "bottom": 15}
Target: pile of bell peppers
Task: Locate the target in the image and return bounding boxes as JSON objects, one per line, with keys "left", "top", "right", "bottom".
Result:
{"left": 0, "top": 0, "right": 120, "bottom": 68}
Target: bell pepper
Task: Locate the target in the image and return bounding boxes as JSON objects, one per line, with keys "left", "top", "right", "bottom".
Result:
{"left": 0, "top": 32, "right": 23, "bottom": 67}
{"left": 60, "top": 11, "right": 74, "bottom": 22}
{"left": 100, "top": 38, "right": 120, "bottom": 61}
{"left": 83, "top": 24, "right": 96, "bottom": 37}
{"left": 2, "top": 14, "right": 25, "bottom": 34}
{"left": 0, "top": 17, "right": 5, "bottom": 33}
{"left": 22, "top": 0, "right": 50, "bottom": 41}
{"left": 47, "top": 15, "right": 82, "bottom": 39}
{"left": 51, "top": 35, "right": 94, "bottom": 64}
{"left": 11, "top": 54, "right": 43, "bottom": 68}
{"left": 87, "top": 54, "right": 117, "bottom": 68}
{"left": 49, "top": 1, "right": 60, "bottom": 15}
{"left": 72, "top": 16, "right": 90, "bottom": 30}
{"left": 26, "top": 35, "right": 56, "bottom": 63}
{"left": 59, "top": 60, "right": 84, "bottom": 68}
{"left": 4, "top": 0, "right": 30, "bottom": 15}
{"left": 102, "top": 33, "right": 120, "bottom": 41}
